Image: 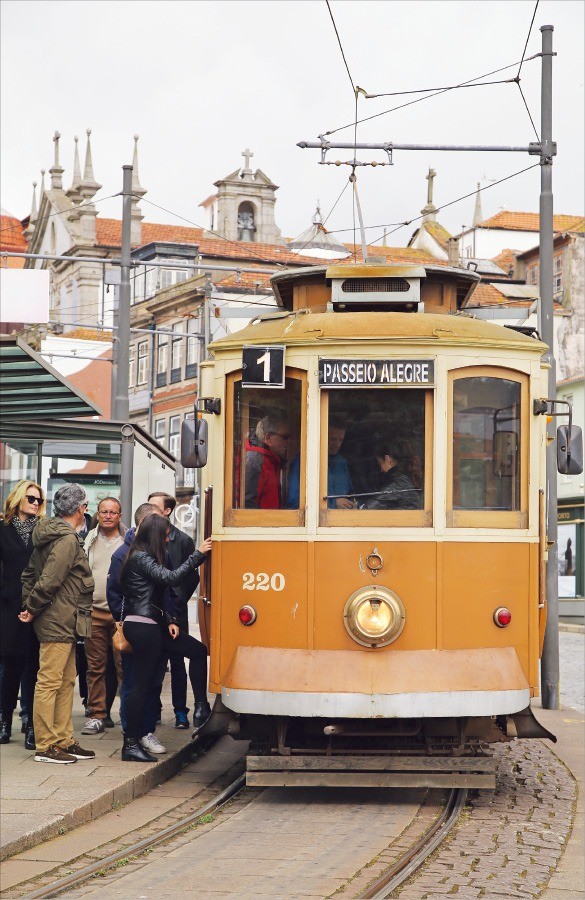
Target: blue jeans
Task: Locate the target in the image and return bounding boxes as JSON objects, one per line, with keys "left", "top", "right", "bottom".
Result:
{"left": 119, "top": 651, "right": 167, "bottom": 737}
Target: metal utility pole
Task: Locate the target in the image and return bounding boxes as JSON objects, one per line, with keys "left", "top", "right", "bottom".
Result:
{"left": 112, "top": 165, "right": 134, "bottom": 527}
{"left": 538, "top": 25, "right": 559, "bottom": 710}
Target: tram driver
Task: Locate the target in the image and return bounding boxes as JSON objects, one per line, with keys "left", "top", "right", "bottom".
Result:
{"left": 245, "top": 413, "right": 290, "bottom": 509}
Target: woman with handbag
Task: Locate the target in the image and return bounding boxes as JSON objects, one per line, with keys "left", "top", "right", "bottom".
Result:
{"left": 119, "top": 514, "right": 212, "bottom": 762}
{"left": 0, "top": 480, "right": 43, "bottom": 749}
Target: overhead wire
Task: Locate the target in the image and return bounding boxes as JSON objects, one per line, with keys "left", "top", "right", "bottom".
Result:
{"left": 0, "top": 192, "right": 119, "bottom": 238}
{"left": 514, "top": 0, "right": 541, "bottom": 141}
{"left": 364, "top": 163, "right": 541, "bottom": 249}
{"left": 324, "top": 54, "right": 540, "bottom": 136}
{"left": 325, "top": 0, "right": 356, "bottom": 93}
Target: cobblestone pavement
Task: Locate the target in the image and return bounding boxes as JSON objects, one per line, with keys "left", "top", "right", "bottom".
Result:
{"left": 559, "top": 631, "right": 584, "bottom": 713}
{"left": 392, "top": 739, "right": 576, "bottom": 900}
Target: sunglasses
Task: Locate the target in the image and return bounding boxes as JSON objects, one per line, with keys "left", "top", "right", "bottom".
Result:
{"left": 25, "top": 495, "right": 43, "bottom": 505}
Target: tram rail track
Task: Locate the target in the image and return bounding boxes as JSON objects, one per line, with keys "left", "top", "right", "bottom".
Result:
{"left": 22, "top": 772, "right": 246, "bottom": 899}
{"left": 359, "top": 787, "right": 467, "bottom": 899}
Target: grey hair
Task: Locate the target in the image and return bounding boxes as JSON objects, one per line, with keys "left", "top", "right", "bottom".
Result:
{"left": 256, "top": 414, "right": 285, "bottom": 443}
{"left": 53, "top": 483, "right": 88, "bottom": 518}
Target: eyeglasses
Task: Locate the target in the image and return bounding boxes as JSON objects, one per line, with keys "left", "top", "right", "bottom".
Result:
{"left": 25, "top": 495, "right": 42, "bottom": 505}
{"left": 270, "top": 432, "right": 291, "bottom": 440}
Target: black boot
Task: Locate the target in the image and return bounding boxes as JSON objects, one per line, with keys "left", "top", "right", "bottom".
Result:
{"left": 21, "top": 715, "right": 29, "bottom": 734}
{"left": 0, "top": 719, "right": 12, "bottom": 744}
{"left": 121, "top": 735, "right": 157, "bottom": 763}
{"left": 192, "top": 700, "right": 212, "bottom": 731}
{"left": 24, "top": 725, "right": 35, "bottom": 751}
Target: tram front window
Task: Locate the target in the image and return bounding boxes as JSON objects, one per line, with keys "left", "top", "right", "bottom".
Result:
{"left": 232, "top": 378, "right": 302, "bottom": 510}
{"left": 453, "top": 376, "right": 521, "bottom": 511}
{"left": 323, "top": 389, "right": 426, "bottom": 512}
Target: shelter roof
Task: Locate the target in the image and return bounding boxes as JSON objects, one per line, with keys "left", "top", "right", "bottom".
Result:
{"left": 0, "top": 334, "right": 101, "bottom": 419}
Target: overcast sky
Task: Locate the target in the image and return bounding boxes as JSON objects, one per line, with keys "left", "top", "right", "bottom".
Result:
{"left": 1, "top": 0, "right": 583, "bottom": 247}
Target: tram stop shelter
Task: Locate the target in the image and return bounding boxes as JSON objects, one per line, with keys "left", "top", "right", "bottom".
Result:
{"left": 0, "top": 334, "right": 175, "bottom": 523}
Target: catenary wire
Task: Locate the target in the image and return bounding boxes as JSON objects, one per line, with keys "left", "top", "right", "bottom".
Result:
{"left": 0, "top": 192, "right": 119, "bottom": 238}
{"left": 365, "top": 163, "right": 540, "bottom": 248}
{"left": 325, "top": 0, "right": 356, "bottom": 93}
{"left": 516, "top": 81, "right": 540, "bottom": 141}
{"left": 324, "top": 54, "right": 540, "bottom": 136}
{"left": 518, "top": 0, "right": 540, "bottom": 78}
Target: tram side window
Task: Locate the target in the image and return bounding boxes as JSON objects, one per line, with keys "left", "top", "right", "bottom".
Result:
{"left": 323, "top": 388, "right": 426, "bottom": 511}
{"left": 453, "top": 377, "right": 521, "bottom": 510}
{"left": 232, "top": 377, "right": 302, "bottom": 510}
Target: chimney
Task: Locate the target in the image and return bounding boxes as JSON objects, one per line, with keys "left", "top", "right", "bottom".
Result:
{"left": 447, "top": 238, "right": 460, "bottom": 266}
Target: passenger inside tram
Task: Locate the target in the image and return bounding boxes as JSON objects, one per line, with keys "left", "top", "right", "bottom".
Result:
{"left": 288, "top": 417, "right": 355, "bottom": 509}
{"left": 360, "top": 441, "right": 423, "bottom": 510}
{"left": 244, "top": 412, "right": 291, "bottom": 509}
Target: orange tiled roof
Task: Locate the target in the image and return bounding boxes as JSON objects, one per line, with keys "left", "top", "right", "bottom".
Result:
{"left": 96, "top": 218, "right": 203, "bottom": 247}
{"left": 65, "top": 328, "right": 112, "bottom": 342}
{"left": 0, "top": 214, "right": 27, "bottom": 250}
{"left": 213, "top": 269, "right": 273, "bottom": 291}
{"left": 491, "top": 248, "right": 517, "bottom": 274}
{"left": 467, "top": 282, "right": 563, "bottom": 310}
{"left": 478, "top": 211, "right": 585, "bottom": 233}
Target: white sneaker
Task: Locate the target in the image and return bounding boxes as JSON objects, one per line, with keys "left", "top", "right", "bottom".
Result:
{"left": 81, "top": 718, "right": 105, "bottom": 735}
{"left": 140, "top": 732, "right": 166, "bottom": 754}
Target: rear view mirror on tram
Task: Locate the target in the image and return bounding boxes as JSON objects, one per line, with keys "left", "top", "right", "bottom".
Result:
{"left": 181, "top": 417, "right": 208, "bottom": 468}
{"left": 557, "top": 424, "right": 583, "bottom": 475}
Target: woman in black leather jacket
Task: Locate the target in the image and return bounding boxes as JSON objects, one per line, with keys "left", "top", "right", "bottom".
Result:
{"left": 120, "top": 514, "right": 212, "bottom": 762}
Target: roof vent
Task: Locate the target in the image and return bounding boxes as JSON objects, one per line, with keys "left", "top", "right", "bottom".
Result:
{"left": 341, "top": 277, "right": 411, "bottom": 294}
{"left": 327, "top": 265, "right": 424, "bottom": 306}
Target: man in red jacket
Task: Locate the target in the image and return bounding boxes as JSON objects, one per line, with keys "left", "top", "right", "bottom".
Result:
{"left": 245, "top": 413, "right": 290, "bottom": 509}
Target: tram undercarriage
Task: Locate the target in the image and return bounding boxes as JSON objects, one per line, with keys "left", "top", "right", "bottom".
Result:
{"left": 199, "top": 699, "right": 556, "bottom": 788}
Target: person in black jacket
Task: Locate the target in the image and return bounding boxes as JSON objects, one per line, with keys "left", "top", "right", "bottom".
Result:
{"left": 0, "top": 480, "right": 43, "bottom": 749}
{"left": 362, "top": 442, "right": 423, "bottom": 511}
{"left": 148, "top": 492, "right": 198, "bottom": 730}
{"left": 119, "top": 514, "right": 212, "bottom": 762}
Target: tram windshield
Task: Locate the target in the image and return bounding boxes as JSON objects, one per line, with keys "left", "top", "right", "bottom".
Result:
{"left": 452, "top": 376, "right": 521, "bottom": 511}
{"left": 321, "top": 389, "right": 426, "bottom": 513}
{"left": 232, "top": 377, "right": 302, "bottom": 510}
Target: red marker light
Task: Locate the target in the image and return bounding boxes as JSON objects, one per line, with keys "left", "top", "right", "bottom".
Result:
{"left": 493, "top": 607, "right": 512, "bottom": 628}
{"left": 239, "top": 605, "right": 257, "bottom": 626}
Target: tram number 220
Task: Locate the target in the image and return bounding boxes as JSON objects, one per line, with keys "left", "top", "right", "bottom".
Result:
{"left": 242, "top": 572, "right": 285, "bottom": 592}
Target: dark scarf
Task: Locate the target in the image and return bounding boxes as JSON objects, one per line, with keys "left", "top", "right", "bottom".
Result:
{"left": 11, "top": 515, "right": 38, "bottom": 547}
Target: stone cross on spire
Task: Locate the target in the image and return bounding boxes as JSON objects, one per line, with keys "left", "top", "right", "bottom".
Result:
{"left": 67, "top": 135, "right": 83, "bottom": 203}
{"left": 49, "top": 130, "right": 64, "bottom": 191}
{"left": 421, "top": 166, "right": 437, "bottom": 221}
{"left": 241, "top": 148, "right": 254, "bottom": 174}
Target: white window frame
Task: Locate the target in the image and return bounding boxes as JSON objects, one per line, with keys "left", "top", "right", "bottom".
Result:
{"left": 169, "top": 415, "right": 180, "bottom": 458}
{"left": 137, "top": 341, "right": 148, "bottom": 385}
{"left": 154, "top": 418, "right": 166, "bottom": 445}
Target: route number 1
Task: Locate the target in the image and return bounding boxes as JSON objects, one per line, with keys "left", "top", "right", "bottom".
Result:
{"left": 242, "top": 346, "right": 286, "bottom": 388}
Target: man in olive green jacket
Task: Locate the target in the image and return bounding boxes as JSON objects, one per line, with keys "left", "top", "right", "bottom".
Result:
{"left": 21, "top": 483, "right": 96, "bottom": 765}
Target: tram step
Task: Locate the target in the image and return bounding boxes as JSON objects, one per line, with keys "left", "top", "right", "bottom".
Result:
{"left": 246, "top": 754, "right": 495, "bottom": 789}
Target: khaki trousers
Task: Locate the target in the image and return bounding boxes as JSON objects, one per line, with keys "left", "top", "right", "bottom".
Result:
{"left": 84, "top": 610, "right": 122, "bottom": 720}
{"left": 33, "top": 642, "right": 77, "bottom": 753}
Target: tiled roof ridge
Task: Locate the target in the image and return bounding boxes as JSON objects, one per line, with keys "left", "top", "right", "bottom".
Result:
{"left": 478, "top": 211, "right": 585, "bottom": 232}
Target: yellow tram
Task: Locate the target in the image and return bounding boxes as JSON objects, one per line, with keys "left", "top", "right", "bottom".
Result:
{"left": 186, "top": 261, "right": 579, "bottom": 788}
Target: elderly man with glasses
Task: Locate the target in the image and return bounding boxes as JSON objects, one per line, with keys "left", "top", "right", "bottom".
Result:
{"left": 245, "top": 413, "right": 291, "bottom": 509}
{"left": 20, "top": 483, "right": 96, "bottom": 764}
{"left": 81, "top": 497, "right": 127, "bottom": 736}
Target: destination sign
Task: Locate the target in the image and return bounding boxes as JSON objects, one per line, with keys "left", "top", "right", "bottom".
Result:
{"left": 319, "top": 358, "right": 435, "bottom": 387}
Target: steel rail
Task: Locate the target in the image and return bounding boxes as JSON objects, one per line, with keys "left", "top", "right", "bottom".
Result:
{"left": 23, "top": 772, "right": 246, "bottom": 899}
{"left": 360, "top": 788, "right": 468, "bottom": 899}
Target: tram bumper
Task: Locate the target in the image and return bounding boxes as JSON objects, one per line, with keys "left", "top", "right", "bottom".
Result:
{"left": 221, "top": 646, "right": 530, "bottom": 719}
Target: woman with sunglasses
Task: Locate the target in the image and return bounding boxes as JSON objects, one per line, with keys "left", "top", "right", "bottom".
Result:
{"left": 119, "top": 514, "right": 212, "bottom": 762}
{"left": 0, "top": 481, "right": 44, "bottom": 747}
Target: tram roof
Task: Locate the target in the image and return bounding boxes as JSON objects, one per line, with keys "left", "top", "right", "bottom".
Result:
{"left": 209, "top": 310, "right": 547, "bottom": 355}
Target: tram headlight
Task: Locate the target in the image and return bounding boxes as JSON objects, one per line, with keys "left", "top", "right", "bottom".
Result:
{"left": 343, "top": 586, "right": 405, "bottom": 648}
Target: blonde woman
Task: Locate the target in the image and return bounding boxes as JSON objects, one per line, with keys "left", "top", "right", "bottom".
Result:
{"left": 0, "top": 480, "right": 44, "bottom": 747}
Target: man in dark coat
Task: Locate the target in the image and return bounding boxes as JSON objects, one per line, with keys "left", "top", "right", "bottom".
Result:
{"left": 245, "top": 413, "right": 289, "bottom": 509}
{"left": 147, "top": 492, "right": 198, "bottom": 729}
{"left": 20, "top": 483, "right": 96, "bottom": 764}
